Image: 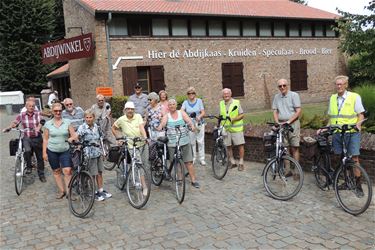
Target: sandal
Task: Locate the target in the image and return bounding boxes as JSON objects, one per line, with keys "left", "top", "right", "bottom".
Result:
{"left": 56, "top": 191, "right": 66, "bottom": 199}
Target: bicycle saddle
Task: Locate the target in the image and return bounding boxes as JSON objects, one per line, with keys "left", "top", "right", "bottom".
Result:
{"left": 157, "top": 136, "right": 168, "bottom": 143}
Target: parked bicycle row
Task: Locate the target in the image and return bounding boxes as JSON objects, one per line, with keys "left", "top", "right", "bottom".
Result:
{"left": 3, "top": 75, "right": 372, "bottom": 217}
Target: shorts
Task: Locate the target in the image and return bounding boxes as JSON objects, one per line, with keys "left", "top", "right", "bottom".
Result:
{"left": 283, "top": 120, "right": 300, "bottom": 147}
{"left": 332, "top": 132, "right": 360, "bottom": 156}
{"left": 168, "top": 144, "right": 194, "bottom": 163}
{"left": 87, "top": 157, "right": 104, "bottom": 176}
{"left": 47, "top": 149, "right": 72, "bottom": 170}
{"left": 224, "top": 132, "right": 245, "bottom": 146}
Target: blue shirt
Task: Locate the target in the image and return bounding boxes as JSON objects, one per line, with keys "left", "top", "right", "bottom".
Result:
{"left": 77, "top": 123, "right": 102, "bottom": 158}
{"left": 181, "top": 98, "right": 205, "bottom": 124}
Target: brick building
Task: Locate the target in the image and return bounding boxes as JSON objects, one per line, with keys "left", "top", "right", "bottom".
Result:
{"left": 62, "top": 0, "right": 345, "bottom": 111}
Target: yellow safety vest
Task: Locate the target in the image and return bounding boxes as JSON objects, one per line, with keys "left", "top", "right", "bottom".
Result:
{"left": 329, "top": 91, "right": 359, "bottom": 127}
{"left": 219, "top": 99, "right": 244, "bottom": 133}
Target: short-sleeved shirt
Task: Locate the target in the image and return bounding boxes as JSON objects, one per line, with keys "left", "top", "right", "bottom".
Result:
{"left": 272, "top": 91, "right": 301, "bottom": 121}
{"left": 182, "top": 98, "right": 205, "bottom": 123}
{"left": 44, "top": 119, "right": 71, "bottom": 152}
{"left": 327, "top": 91, "right": 365, "bottom": 115}
{"left": 77, "top": 123, "right": 101, "bottom": 158}
{"left": 114, "top": 114, "right": 144, "bottom": 147}
{"left": 15, "top": 111, "right": 41, "bottom": 138}
{"left": 147, "top": 104, "right": 163, "bottom": 129}
{"left": 91, "top": 103, "right": 111, "bottom": 121}
{"left": 129, "top": 93, "right": 148, "bottom": 116}
{"left": 62, "top": 107, "right": 84, "bottom": 130}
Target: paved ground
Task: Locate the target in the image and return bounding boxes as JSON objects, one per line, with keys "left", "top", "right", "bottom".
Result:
{"left": 0, "top": 112, "right": 374, "bottom": 249}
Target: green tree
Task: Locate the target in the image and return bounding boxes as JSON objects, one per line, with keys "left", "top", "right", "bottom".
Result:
{"left": 336, "top": 2, "right": 375, "bottom": 86}
{"left": 0, "top": 0, "right": 56, "bottom": 94}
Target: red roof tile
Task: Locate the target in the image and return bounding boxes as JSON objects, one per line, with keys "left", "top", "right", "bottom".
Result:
{"left": 77, "top": 0, "right": 339, "bottom": 20}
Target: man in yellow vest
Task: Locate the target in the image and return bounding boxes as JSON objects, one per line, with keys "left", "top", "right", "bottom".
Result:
{"left": 219, "top": 88, "right": 245, "bottom": 171}
{"left": 325, "top": 76, "right": 365, "bottom": 195}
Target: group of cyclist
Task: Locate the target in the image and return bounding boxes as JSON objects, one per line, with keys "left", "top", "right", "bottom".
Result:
{"left": 3, "top": 74, "right": 367, "bottom": 202}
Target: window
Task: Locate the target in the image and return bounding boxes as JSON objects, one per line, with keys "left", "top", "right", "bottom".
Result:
{"left": 191, "top": 20, "right": 206, "bottom": 36}
{"left": 242, "top": 21, "right": 256, "bottom": 36}
{"left": 152, "top": 19, "right": 169, "bottom": 36}
{"left": 259, "top": 22, "right": 271, "bottom": 37}
{"left": 128, "top": 19, "right": 151, "bottom": 36}
{"left": 289, "top": 23, "right": 299, "bottom": 36}
{"left": 274, "top": 23, "right": 286, "bottom": 37}
{"left": 301, "top": 23, "right": 312, "bottom": 37}
{"left": 326, "top": 24, "right": 336, "bottom": 37}
{"left": 122, "top": 66, "right": 165, "bottom": 95}
{"left": 315, "top": 24, "right": 324, "bottom": 37}
{"left": 226, "top": 21, "right": 240, "bottom": 36}
{"left": 172, "top": 19, "right": 188, "bottom": 36}
{"left": 290, "top": 60, "right": 308, "bottom": 91}
{"left": 222, "top": 62, "right": 244, "bottom": 97}
{"left": 208, "top": 20, "right": 223, "bottom": 36}
{"left": 108, "top": 17, "right": 128, "bottom": 36}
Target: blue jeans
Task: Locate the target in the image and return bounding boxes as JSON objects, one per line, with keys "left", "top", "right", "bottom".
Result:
{"left": 332, "top": 132, "right": 360, "bottom": 156}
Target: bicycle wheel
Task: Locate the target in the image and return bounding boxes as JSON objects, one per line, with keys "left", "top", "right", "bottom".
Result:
{"left": 116, "top": 162, "right": 126, "bottom": 190}
{"left": 313, "top": 152, "right": 330, "bottom": 190}
{"left": 126, "top": 163, "right": 151, "bottom": 209}
{"left": 14, "top": 157, "right": 25, "bottom": 196}
{"left": 68, "top": 171, "right": 95, "bottom": 218}
{"left": 173, "top": 159, "right": 186, "bottom": 204}
{"left": 151, "top": 156, "right": 164, "bottom": 186}
{"left": 334, "top": 163, "right": 372, "bottom": 216}
{"left": 263, "top": 155, "right": 304, "bottom": 201}
{"left": 211, "top": 141, "right": 229, "bottom": 180}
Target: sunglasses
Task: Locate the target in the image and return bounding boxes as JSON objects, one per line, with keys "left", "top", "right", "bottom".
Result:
{"left": 187, "top": 92, "right": 196, "bottom": 95}
{"left": 98, "top": 100, "right": 104, "bottom": 102}
{"left": 278, "top": 84, "right": 287, "bottom": 88}
{"left": 135, "top": 87, "right": 141, "bottom": 89}
{"left": 148, "top": 99, "right": 153, "bottom": 101}
{"left": 53, "top": 110, "right": 62, "bottom": 113}
{"left": 65, "top": 103, "right": 73, "bottom": 106}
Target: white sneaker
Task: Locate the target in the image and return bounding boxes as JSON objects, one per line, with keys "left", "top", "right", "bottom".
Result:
{"left": 95, "top": 192, "right": 105, "bottom": 201}
{"left": 142, "top": 188, "right": 148, "bottom": 196}
{"left": 100, "top": 190, "right": 112, "bottom": 199}
{"left": 200, "top": 160, "right": 207, "bottom": 166}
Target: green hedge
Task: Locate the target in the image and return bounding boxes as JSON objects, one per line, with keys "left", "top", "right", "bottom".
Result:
{"left": 353, "top": 84, "right": 375, "bottom": 133}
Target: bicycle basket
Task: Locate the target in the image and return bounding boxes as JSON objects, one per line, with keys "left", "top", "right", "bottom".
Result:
{"left": 108, "top": 146, "right": 121, "bottom": 163}
{"left": 316, "top": 135, "right": 331, "bottom": 151}
{"left": 9, "top": 139, "right": 19, "bottom": 156}
{"left": 263, "top": 132, "right": 276, "bottom": 152}
{"left": 302, "top": 136, "right": 318, "bottom": 159}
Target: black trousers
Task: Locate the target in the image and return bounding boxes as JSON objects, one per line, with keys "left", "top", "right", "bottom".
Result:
{"left": 22, "top": 136, "right": 45, "bottom": 177}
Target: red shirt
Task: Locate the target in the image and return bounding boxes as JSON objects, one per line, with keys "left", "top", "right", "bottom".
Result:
{"left": 15, "top": 111, "right": 41, "bottom": 138}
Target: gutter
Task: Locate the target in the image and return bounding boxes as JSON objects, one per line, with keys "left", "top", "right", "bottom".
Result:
{"left": 105, "top": 12, "right": 113, "bottom": 86}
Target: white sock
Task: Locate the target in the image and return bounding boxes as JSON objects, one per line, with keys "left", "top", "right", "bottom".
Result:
{"left": 99, "top": 188, "right": 103, "bottom": 192}
{"left": 230, "top": 157, "right": 236, "bottom": 165}
{"left": 239, "top": 159, "right": 244, "bottom": 165}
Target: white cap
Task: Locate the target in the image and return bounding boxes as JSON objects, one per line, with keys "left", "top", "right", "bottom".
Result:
{"left": 124, "top": 101, "right": 135, "bottom": 109}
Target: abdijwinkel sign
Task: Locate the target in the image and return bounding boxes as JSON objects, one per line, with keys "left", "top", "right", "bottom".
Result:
{"left": 41, "top": 33, "right": 95, "bottom": 64}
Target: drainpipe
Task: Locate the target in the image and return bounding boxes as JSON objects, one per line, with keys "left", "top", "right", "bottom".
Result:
{"left": 105, "top": 12, "right": 113, "bottom": 86}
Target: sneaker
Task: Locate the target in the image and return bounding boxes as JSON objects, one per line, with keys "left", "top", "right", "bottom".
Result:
{"left": 25, "top": 168, "right": 32, "bottom": 175}
{"left": 200, "top": 160, "right": 207, "bottom": 166}
{"left": 229, "top": 162, "right": 237, "bottom": 169}
{"left": 95, "top": 192, "right": 105, "bottom": 201}
{"left": 356, "top": 178, "right": 364, "bottom": 198}
{"left": 191, "top": 181, "right": 200, "bottom": 188}
{"left": 100, "top": 190, "right": 112, "bottom": 199}
{"left": 142, "top": 187, "right": 148, "bottom": 196}
{"left": 238, "top": 164, "right": 244, "bottom": 171}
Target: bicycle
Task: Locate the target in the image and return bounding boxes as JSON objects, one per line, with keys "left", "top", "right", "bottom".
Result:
{"left": 262, "top": 122, "right": 304, "bottom": 201}
{"left": 315, "top": 124, "right": 372, "bottom": 215}
{"left": 114, "top": 137, "right": 151, "bottom": 209}
{"left": 67, "top": 141, "right": 96, "bottom": 218}
{"left": 96, "top": 117, "right": 113, "bottom": 171}
{"left": 4, "top": 127, "right": 34, "bottom": 195}
{"left": 204, "top": 114, "right": 231, "bottom": 180}
{"left": 150, "top": 125, "right": 186, "bottom": 204}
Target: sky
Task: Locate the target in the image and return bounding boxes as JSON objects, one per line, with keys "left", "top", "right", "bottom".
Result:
{"left": 307, "top": 0, "right": 372, "bottom": 15}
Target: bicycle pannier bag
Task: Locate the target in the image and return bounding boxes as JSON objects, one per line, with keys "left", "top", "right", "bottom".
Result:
{"left": 9, "top": 139, "right": 19, "bottom": 156}
{"left": 263, "top": 132, "right": 276, "bottom": 152}
{"left": 108, "top": 146, "right": 121, "bottom": 163}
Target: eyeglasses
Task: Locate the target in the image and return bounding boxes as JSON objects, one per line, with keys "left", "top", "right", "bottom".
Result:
{"left": 187, "top": 92, "right": 196, "bottom": 95}
{"left": 148, "top": 99, "right": 152, "bottom": 101}
{"left": 278, "top": 85, "right": 287, "bottom": 89}
{"left": 53, "top": 110, "right": 62, "bottom": 113}
{"left": 65, "top": 103, "right": 73, "bottom": 106}
{"left": 135, "top": 86, "right": 141, "bottom": 89}
{"left": 98, "top": 100, "right": 104, "bottom": 102}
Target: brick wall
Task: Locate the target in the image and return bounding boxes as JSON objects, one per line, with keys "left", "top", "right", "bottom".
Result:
{"left": 204, "top": 123, "right": 375, "bottom": 181}
{"left": 63, "top": 1, "right": 346, "bottom": 112}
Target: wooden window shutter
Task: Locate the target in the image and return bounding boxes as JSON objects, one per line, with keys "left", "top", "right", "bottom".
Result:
{"left": 222, "top": 62, "right": 244, "bottom": 97}
{"left": 122, "top": 67, "right": 138, "bottom": 95}
{"left": 150, "top": 66, "right": 165, "bottom": 93}
{"left": 290, "top": 60, "right": 307, "bottom": 91}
